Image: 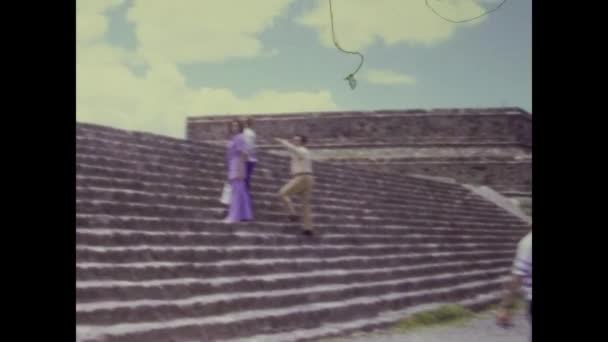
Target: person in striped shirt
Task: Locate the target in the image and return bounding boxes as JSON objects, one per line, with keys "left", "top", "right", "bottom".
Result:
{"left": 497, "top": 231, "right": 532, "bottom": 326}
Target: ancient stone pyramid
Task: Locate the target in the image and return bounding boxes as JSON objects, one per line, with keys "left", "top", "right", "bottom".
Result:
{"left": 76, "top": 122, "right": 529, "bottom": 341}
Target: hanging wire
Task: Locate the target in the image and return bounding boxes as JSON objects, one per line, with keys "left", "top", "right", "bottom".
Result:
{"left": 327, "top": 0, "right": 506, "bottom": 88}
{"left": 425, "top": 0, "right": 508, "bottom": 23}
{"left": 329, "top": 0, "right": 364, "bottom": 90}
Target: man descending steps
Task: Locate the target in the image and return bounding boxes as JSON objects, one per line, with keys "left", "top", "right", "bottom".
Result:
{"left": 275, "top": 135, "right": 315, "bottom": 235}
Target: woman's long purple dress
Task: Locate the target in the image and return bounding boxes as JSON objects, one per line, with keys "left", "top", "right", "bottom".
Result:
{"left": 225, "top": 133, "right": 253, "bottom": 222}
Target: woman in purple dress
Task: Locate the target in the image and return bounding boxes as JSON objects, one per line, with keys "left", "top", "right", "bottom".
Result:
{"left": 223, "top": 119, "right": 253, "bottom": 223}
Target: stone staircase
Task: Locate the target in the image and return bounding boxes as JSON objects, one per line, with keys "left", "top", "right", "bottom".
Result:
{"left": 76, "top": 122, "right": 530, "bottom": 342}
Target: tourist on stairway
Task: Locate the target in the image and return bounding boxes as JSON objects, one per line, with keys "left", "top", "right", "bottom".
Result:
{"left": 222, "top": 119, "right": 253, "bottom": 223}
{"left": 275, "top": 135, "right": 314, "bottom": 235}
{"left": 241, "top": 117, "right": 257, "bottom": 193}
{"left": 496, "top": 231, "right": 532, "bottom": 334}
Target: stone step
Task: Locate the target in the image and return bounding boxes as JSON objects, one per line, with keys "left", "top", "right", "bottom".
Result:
{"left": 76, "top": 226, "right": 526, "bottom": 243}
{"left": 78, "top": 126, "right": 468, "bottom": 188}
{"left": 76, "top": 199, "right": 521, "bottom": 225}
{"left": 225, "top": 291, "right": 502, "bottom": 342}
{"left": 76, "top": 249, "right": 514, "bottom": 282}
{"left": 76, "top": 268, "right": 507, "bottom": 326}
{"left": 76, "top": 241, "right": 514, "bottom": 264}
{"left": 77, "top": 250, "right": 513, "bottom": 286}
{"left": 76, "top": 154, "right": 485, "bottom": 207}
{"left": 76, "top": 173, "right": 506, "bottom": 216}
{"left": 75, "top": 160, "right": 486, "bottom": 211}
{"left": 76, "top": 199, "right": 523, "bottom": 227}
{"left": 76, "top": 186, "right": 520, "bottom": 222}
{"left": 76, "top": 214, "right": 529, "bottom": 234}
{"left": 76, "top": 228, "right": 519, "bottom": 248}
{"left": 76, "top": 140, "right": 471, "bottom": 196}
{"left": 76, "top": 257, "right": 510, "bottom": 302}
{"left": 75, "top": 127, "right": 475, "bottom": 193}
{"left": 78, "top": 191, "right": 519, "bottom": 226}
{"left": 75, "top": 277, "right": 503, "bottom": 342}
{"left": 78, "top": 136, "right": 422, "bottom": 191}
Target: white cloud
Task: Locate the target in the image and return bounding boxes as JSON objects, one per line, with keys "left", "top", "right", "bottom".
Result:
{"left": 77, "top": 46, "right": 189, "bottom": 137}
{"left": 77, "top": 43, "right": 339, "bottom": 137}
{"left": 297, "top": 0, "right": 487, "bottom": 51}
{"left": 364, "top": 69, "right": 416, "bottom": 85}
{"left": 77, "top": 0, "right": 339, "bottom": 137}
{"left": 126, "top": 0, "right": 294, "bottom": 64}
{"left": 189, "top": 89, "right": 338, "bottom": 116}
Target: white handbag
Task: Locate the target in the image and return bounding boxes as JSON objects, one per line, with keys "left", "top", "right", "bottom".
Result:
{"left": 220, "top": 182, "right": 232, "bottom": 205}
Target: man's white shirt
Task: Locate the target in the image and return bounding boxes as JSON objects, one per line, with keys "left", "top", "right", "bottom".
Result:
{"left": 243, "top": 128, "right": 257, "bottom": 162}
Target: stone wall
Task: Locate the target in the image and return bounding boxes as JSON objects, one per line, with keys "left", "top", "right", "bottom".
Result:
{"left": 187, "top": 108, "right": 532, "bottom": 147}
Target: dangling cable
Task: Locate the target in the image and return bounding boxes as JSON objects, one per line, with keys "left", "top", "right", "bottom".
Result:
{"left": 425, "top": 0, "right": 508, "bottom": 24}
{"left": 329, "top": 0, "right": 364, "bottom": 90}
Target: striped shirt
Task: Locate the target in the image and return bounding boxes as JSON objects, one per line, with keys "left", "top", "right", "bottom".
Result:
{"left": 512, "top": 232, "right": 532, "bottom": 300}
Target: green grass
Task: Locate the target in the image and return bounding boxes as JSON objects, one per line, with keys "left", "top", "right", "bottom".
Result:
{"left": 391, "top": 304, "right": 475, "bottom": 333}
{"left": 318, "top": 299, "right": 528, "bottom": 341}
{"left": 392, "top": 299, "right": 526, "bottom": 333}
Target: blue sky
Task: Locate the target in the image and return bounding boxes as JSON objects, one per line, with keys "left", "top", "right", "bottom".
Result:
{"left": 77, "top": 0, "right": 531, "bottom": 137}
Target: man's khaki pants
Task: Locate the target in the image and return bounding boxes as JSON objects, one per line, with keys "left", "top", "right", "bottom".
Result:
{"left": 279, "top": 174, "right": 314, "bottom": 231}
